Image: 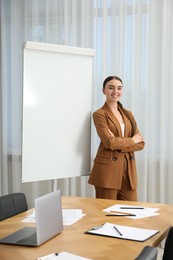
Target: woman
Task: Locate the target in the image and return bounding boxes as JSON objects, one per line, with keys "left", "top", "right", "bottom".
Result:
{"left": 88, "top": 76, "right": 145, "bottom": 201}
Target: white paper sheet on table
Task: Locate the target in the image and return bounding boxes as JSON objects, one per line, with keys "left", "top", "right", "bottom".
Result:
{"left": 103, "top": 204, "right": 160, "bottom": 219}
{"left": 62, "top": 209, "right": 85, "bottom": 225}
{"left": 22, "top": 209, "right": 85, "bottom": 225}
{"left": 37, "top": 251, "right": 92, "bottom": 260}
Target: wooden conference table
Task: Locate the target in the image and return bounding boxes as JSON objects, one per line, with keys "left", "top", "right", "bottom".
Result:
{"left": 0, "top": 196, "right": 173, "bottom": 260}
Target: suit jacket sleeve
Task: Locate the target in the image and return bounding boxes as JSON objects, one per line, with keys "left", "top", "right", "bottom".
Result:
{"left": 121, "top": 111, "right": 145, "bottom": 152}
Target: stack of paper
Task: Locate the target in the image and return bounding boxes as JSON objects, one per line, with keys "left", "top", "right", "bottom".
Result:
{"left": 103, "top": 204, "right": 159, "bottom": 219}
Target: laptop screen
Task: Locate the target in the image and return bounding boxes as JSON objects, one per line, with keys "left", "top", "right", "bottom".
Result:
{"left": 35, "top": 190, "right": 63, "bottom": 245}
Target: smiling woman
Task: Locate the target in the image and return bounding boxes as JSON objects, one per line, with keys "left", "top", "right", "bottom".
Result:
{"left": 88, "top": 76, "right": 145, "bottom": 201}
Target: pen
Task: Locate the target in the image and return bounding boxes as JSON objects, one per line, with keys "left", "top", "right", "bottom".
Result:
{"left": 114, "top": 226, "right": 123, "bottom": 236}
{"left": 110, "top": 210, "right": 136, "bottom": 216}
{"left": 120, "top": 207, "right": 144, "bottom": 209}
{"left": 106, "top": 214, "right": 136, "bottom": 217}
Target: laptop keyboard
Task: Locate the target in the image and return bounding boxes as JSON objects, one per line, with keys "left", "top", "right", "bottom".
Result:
{"left": 17, "top": 232, "right": 37, "bottom": 245}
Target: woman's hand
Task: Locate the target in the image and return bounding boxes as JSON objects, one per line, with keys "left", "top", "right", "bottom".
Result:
{"left": 132, "top": 133, "right": 144, "bottom": 144}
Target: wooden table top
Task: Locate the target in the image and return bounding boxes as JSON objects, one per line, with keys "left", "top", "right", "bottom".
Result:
{"left": 0, "top": 196, "right": 173, "bottom": 260}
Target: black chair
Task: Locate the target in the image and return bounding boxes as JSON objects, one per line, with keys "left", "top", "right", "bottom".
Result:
{"left": 135, "top": 226, "right": 173, "bottom": 260}
{"left": 162, "top": 226, "right": 173, "bottom": 260}
{"left": 135, "top": 246, "right": 158, "bottom": 260}
{"left": 0, "top": 192, "right": 28, "bottom": 221}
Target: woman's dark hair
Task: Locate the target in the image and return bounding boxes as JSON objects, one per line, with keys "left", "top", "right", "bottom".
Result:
{"left": 103, "top": 76, "right": 123, "bottom": 89}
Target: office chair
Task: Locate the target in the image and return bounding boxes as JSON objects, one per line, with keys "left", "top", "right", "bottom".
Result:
{"left": 162, "top": 226, "right": 173, "bottom": 260}
{"left": 0, "top": 192, "right": 28, "bottom": 221}
{"left": 135, "top": 246, "right": 158, "bottom": 260}
{"left": 135, "top": 226, "right": 173, "bottom": 260}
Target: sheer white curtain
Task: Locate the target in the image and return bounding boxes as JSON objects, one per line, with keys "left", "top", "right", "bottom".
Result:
{"left": 0, "top": 0, "right": 173, "bottom": 207}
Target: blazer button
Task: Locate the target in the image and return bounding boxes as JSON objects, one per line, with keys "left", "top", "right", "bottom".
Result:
{"left": 112, "top": 157, "right": 117, "bottom": 161}
{"left": 130, "top": 156, "right": 135, "bottom": 160}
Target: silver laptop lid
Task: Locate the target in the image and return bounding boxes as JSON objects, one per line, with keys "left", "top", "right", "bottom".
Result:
{"left": 35, "top": 190, "right": 63, "bottom": 245}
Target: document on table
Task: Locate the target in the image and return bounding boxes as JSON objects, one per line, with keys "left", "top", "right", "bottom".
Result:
{"left": 103, "top": 204, "right": 159, "bottom": 219}
{"left": 85, "top": 222, "right": 159, "bottom": 242}
{"left": 22, "top": 209, "right": 85, "bottom": 225}
{"left": 62, "top": 209, "right": 85, "bottom": 225}
{"left": 22, "top": 209, "right": 35, "bottom": 223}
{"left": 37, "top": 251, "right": 92, "bottom": 260}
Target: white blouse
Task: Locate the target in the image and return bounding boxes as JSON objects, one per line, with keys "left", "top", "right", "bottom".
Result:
{"left": 120, "top": 122, "right": 125, "bottom": 137}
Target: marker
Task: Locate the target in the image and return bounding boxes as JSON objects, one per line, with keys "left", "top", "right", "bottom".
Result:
{"left": 114, "top": 226, "right": 123, "bottom": 236}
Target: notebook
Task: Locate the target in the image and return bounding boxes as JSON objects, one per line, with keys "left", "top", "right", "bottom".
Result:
{"left": 0, "top": 190, "right": 63, "bottom": 246}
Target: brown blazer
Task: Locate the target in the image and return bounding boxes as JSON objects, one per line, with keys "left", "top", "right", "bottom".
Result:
{"left": 88, "top": 102, "right": 145, "bottom": 190}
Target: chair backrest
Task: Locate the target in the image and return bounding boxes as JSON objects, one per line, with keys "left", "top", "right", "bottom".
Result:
{"left": 162, "top": 226, "right": 173, "bottom": 260}
{"left": 135, "top": 226, "right": 173, "bottom": 260}
{"left": 135, "top": 246, "right": 158, "bottom": 260}
{"left": 0, "top": 192, "right": 28, "bottom": 221}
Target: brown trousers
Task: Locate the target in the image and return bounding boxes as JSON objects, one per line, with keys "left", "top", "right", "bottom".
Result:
{"left": 95, "top": 186, "right": 137, "bottom": 201}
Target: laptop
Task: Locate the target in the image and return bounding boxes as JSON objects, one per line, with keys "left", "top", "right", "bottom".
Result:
{"left": 0, "top": 190, "right": 63, "bottom": 246}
